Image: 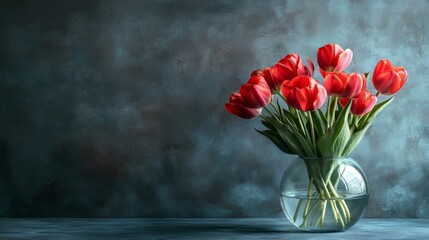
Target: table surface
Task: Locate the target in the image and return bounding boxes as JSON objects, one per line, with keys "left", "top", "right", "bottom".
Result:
{"left": 0, "top": 218, "right": 428, "bottom": 239}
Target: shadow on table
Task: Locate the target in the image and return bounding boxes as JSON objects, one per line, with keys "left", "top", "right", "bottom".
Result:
{"left": 145, "top": 221, "right": 305, "bottom": 235}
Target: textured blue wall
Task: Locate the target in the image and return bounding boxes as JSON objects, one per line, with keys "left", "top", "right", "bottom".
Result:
{"left": 0, "top": 0, "right": 428, "bottom": 217}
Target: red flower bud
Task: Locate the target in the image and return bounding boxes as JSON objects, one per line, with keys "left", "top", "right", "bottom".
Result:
{"left": 372, "top": 59, "right": 407, "bottom": 95}
{"left": 317, "top": 43, "right": 353, "bottom": 77}
{"left": 340, "top": 90, "right": 377, "bottom": 116}
{"left": 281, "top": 75, "right": 327, "bottom": 112}
{"left": 239, "top": 74, "right": 272, "bottom": 108}
{"left": 225, "top": 93, "right": 262, "bottom": 119}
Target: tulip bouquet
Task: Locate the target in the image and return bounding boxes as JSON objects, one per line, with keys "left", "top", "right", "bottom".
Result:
{"left": 224, "top": 44, "right": 407, "bottom": 229}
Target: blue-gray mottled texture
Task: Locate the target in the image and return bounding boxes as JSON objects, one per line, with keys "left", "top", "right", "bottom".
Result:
{"left": 0, "top": 0, "right": 428, "bottom": 218}
{"left": 1, "top": 219, "right": 429, "bottom": 239}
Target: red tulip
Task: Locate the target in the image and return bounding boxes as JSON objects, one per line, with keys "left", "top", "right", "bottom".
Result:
{"left": 342, "top": 72, "right": 366, "bottom": 98}
{"left": 340, "top": 90, "right": 377, "bottom": 116}
{"left": 317, "top": 43, "right": 353, "bottom": 77}
{"left": 239, "top": 74, "right": 272, "bottom": 108}
{"left": 323, "top": 72, "right": 348, "bottom": 96}
{"left": 372, "top": 59, "right": 407, "bottom": 95}
{"left": 263, "top": 54, "right": 314, "bottom": 93}
{"left": 281, "top": 75, "right": 327, "bottom": 112}
{"left": 324, "top": 72, "right": 366, "bottom": 98}
{"left": 225, "top": 93, "right": 262, "bottom": 119}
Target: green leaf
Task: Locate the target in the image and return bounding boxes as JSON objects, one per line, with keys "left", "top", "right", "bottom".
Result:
{"left": 276, "top": 99, "right": 286, "bottom": 123}
{"left": 283, "top": 110, "right": 300, "bottom": 129}
{"left": 363, "top": 72, "right": 370, "bottom": 79}
{"left": 291, "top": 127, "right": 315, "bottom": 157}
{"left": 261, "top": 120, "right": 276, "bottom": 131}
{"left": 358, "top": 97, "right": 394, "bottom": 129}
{"left": 295, "top": 110, "right": 308, "bottom": 127}
{"left": 317, "top": 101, "right": 352, "bottom": 158}
{"left": 269, "top": 119, "right": 305, "bottom": 156}
{"left": 311, "top": 109, "right": 327, "bottom": 137}
{"left": 255, "top": 129, "right": 295, "bottom": 154}
{"left": 342, "top": 123, "right": 371, "bottom": 157}
{"left": 343, "top": 97, "right": 394, "bottom": 156}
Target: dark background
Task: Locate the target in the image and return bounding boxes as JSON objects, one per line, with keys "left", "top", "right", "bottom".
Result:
{"left": 1, "top": 0, "right": 428, "bottom": 218}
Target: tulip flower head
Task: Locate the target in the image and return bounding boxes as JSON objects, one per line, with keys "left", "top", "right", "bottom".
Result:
{"left": 317, "top": 43, "right": 353, "bottom": 77}
{"left": 281, "top": 75, "right": 327, "bottom": 112}
{"left": 324, "top": 72, "right": 366, "bottom": 98}
{"left": 239, "top": 73, "right": 272, "bottom": 108}
{"left": 372, "top": 59, "right": 407, "bottom": 95}
{"left": 323, "top": 72, "right": 348, "bottom": 97}
{"left": 340, "top": 90, "right": 377, "bottom": 116}
{"left": 263, "top": 54, "right": 314, "bottom": 93}
{"left": 342, "top": 72, "right": 366, "bottom": 98}
{"left": 224, "top": 92, "right": 262, "bottom": 119}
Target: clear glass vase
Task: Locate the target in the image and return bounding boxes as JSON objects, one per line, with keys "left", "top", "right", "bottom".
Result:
{"left": 280, "top": 157, "right": 369, "bottom": 232}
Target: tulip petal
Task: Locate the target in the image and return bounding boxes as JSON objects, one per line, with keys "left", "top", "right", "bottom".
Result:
{"left": 307, "top": 57, "right": 315, "bottom": 77}
{"left": 311, "top": 83, "right": 326, "bottom": 110}
{"left": 339, "top": 97, "right": 350, "bottom": 108}
{"left": 364, "top": 95, "right": 377, "bottom": 114}
{"left": 395, "top": 68, "right": 408, "bottom": 83}
{"left": 374, "top": 71, "right": 402, "bottom": 95}
{"left": 279, "top": 54, "right": 300, "bottom": 68}
{"left": 350, "top": 90, "right": 377, "bottom": 116}
{"left": 317, "top": 45, "right": 332, "bottom": 69}
{"left": 373, "top": 59, "right": 393, "bottom": 80}
{"left": 382, "top": 71, "right": 402, "bottom": 95}
{"left": 324, "top": 73, "right": 344, "bottom": 96}
{"left": 247, "top": 74, "right": 268, "bottom": 87}
{"left": 334, "top": 49, "right": 353, "bottom": 72}
{"left": 276, "top": 63, "right": 296, "bottom": 77}
{"left": 332, "top": 44, "right": 344, "bottom": 55}
{"left": 343, "top": 73, "right": 364, "bottom": 98}
{"left": 354, "top": 91, "right": 366, "bottom": 115}
{"left": 281, "top": 80, "right": 293, "bottom": 98}
{"left": 294, "top": 88, "right": 308, "bottom": 111}
{"left": 319, "top": 68, "right": 329, "bottom": 78}
{"left": 239, "top": 83, "right": 271, "bottom": 108}
{"left": 262, "top": 67, "right": 276, "bottom": 91}
{"left": 315, "top": 82, "right": 327, "bottom": 110}
{"left": 225, "top": 102, "right": 261, "bottom": 119}
{"left": 373, "top": 71, "right": 394, "bottom": 93}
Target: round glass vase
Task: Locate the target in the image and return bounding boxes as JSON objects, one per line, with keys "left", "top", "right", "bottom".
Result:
{"left": 280, "top": 157, "right": 369, "bottom": 232}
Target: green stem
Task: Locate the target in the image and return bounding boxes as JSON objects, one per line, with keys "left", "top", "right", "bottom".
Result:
{"left": 326, "top": 96, "right": 332, "bottom": 128}
{"left": 328, "top": 182, "right": 351, "bottom": 221}
{"left": 320, "top": 200, "right": 327, "bottom": 226}
{"left": 358, "top": 111, "right": 371, "bottom": 129}
{"left": 350, "top": 115, "right": 359, "bottom": 132}
{"left": 308, "top": 112, "right": 317, "bottom": 157}
{"left": 297, "top": 111, "right": 309, "bottom": 140}
{"left": 302, "top": 159, "right": 351, "bottom": 230}
{"left": 331, "top": 200, "right": 346, "bottom": 228}
{"left": 329, "top": 200, "right": 339, "bottom": 224}
{"left": 330, "top": 96, "right": 337, "bottom": 127}
{"left": 309, "top": 201, "right": 322, "bottom": 226}
{"left": 304, "top": 178, "right": 314, "bottom": 215}
{"left": 293, "top": 199, "right": 304, "bottom": 223}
